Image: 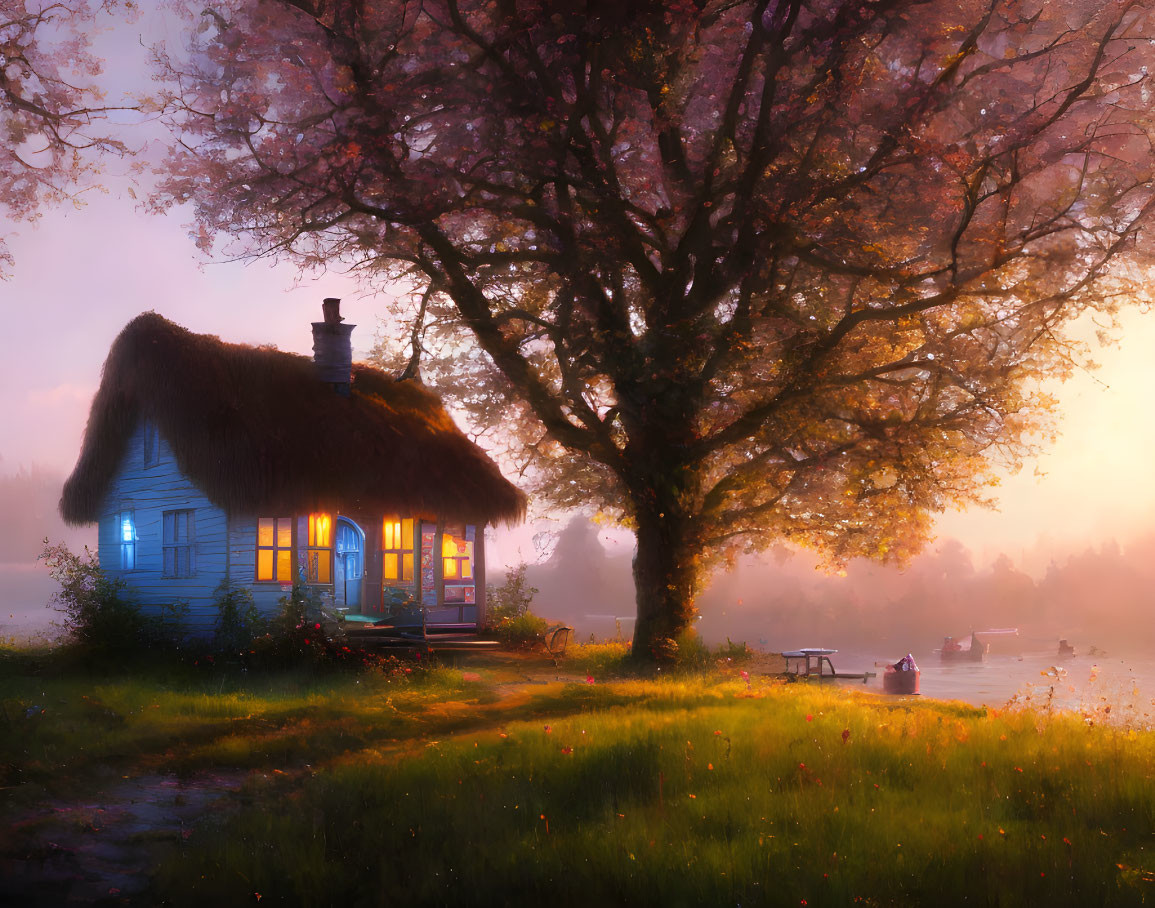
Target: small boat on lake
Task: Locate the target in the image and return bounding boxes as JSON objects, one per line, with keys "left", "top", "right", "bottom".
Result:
{"left": 938, "top": 632, "right": 987, "bottom": 662}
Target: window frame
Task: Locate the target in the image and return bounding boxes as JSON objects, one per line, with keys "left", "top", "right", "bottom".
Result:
{"left": 162, "top": 509, "right": 196, "bottom": 579}
{"left": 302, "top": 513, "right": 334, "bottom": 585}
{"left": 255, "top": 517, "right": 295, "bottom": 584}
{"left": 381, "top": 516, "right": 415, "bottom": 586}
{"left": 441, "top": 525, "right": 476, "bottom": 604}
{"left": 118, "top": 509, "right": 137, "bottom": 571}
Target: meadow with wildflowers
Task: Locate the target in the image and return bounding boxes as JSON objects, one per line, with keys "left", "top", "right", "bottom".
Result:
{"left": 2, "top": 646, "right": 1153, "bottom": 906}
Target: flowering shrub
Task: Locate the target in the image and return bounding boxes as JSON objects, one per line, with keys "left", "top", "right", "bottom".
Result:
{"left": 487, "top": 563, "right": 538, "bottom": 620}
{"left": 40, "top": 540, "right": 187, "bottom": 657}
{"left": 246, "top": 584, "right": 395, "bottom": 671}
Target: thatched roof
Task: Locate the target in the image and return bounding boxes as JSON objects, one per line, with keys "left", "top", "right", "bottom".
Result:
{"left": 61, "top": 313, "right": 526, "bottom": 526}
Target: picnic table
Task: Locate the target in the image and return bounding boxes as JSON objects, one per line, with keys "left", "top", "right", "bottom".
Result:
{"left": 781, "top": 648, "right": 876, "bottom": 683}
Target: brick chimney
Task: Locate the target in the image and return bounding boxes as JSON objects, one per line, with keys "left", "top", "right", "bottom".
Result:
{"left": 312, "top": 298, "right": 355, "bottom": 396}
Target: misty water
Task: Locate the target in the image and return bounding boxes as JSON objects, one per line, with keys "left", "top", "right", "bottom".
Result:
{"left": 808, "top": 647, "right": 1155, "bottom": 718}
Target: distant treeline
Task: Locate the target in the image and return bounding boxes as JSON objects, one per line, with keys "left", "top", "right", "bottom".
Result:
{"left": 515, "top": 518, "right": 1155, "bottom": 656}
{"left": 0, "top": 468, "right": 93, "bottom": 563}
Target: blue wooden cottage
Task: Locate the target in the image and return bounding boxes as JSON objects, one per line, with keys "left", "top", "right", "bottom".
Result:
{"left": 59, "top": 305, "right": 525, "bottom": 634}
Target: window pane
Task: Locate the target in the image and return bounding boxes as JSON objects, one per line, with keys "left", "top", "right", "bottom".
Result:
{"left": 316, "top": 551, "right": 331, "bottom": 584}
{"left": 121, "top": 512, "right": 135, "bottom": 543}
{"left": 401, "top": 519, "right": 414, "bottom": 550}
{"left": 257, "top": 549, "right": 273, "bottom": 580}
{"left": 383, "top": 553, "right": 398, "bottom": 581}
{"left": 276, "top": 550, "right": 293, "bottom": 582}
{"left": 443, "top": 558, "right": 458, "bottom": 579}
{"left": 462, "top": 559, "right": 473, "bottom": 579}
{"left": 122, "top": 544, "right": 135, "bottom": 571}
{"left": 276, "top": 518, "right": 292, "bottom": 548}
{"left": 310, "top": 513, "right": 332, "bottom": 547}
{"left": 163, "top": 512, "right": 174, "bottom": 543}
{"left": 402, "top": 553, "right": 413, "bottom": 582}
{"left": 258, "top": 518, "right": 275, "bottom": 547}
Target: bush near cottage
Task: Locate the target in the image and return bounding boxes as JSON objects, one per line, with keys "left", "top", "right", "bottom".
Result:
{"left": 246, "top": 583, "right": 379, "bottom": 671}
{"left": 488, "top": 611, "right": 551, "bottom": 649}
{"left": 486, "top": 563, "right": 550, "bottom": 648}
{"left": 39, "top": 541, "right": 187, "bottom": 658}
{"left": 38, "top": 542, "right": 385, "bottom": 670}
{"left": 486, "top": 563, "right": 538, "bottom": 620}
{"left": 211, "top": 580, "right": 266, "bottom": 656}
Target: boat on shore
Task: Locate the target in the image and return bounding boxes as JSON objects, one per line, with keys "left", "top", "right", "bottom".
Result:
{"left": 883, "top": 654, "right": 920, "bottom": 694}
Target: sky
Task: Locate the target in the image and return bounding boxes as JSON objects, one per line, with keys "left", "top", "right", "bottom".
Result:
{"left": 4, "top": 3, "right": 1155, "bottom": 581}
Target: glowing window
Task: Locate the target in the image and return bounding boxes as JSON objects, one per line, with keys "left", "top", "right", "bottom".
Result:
{"left": 256, "top": 517, "right": 293, "bottom": 582}
{"left": 119, "top": 510, "right": 136, "bottom": 571}
{"left": 382, "top": 517, "right": 415, "bottom": 583}
{"left": 442, "top": 530, "right": 474, "bottom": 584}
{"left": 304, "top": 513, "right": 333, "bottom": 584}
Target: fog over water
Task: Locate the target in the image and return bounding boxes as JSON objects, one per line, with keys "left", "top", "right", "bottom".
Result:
{"left": 519, "top": 517, "right": 1155, "bottom": 657}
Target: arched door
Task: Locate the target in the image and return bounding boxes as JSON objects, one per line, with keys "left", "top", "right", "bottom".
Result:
{"left": 334, "top": 517, "right": 364, "bottom": 611}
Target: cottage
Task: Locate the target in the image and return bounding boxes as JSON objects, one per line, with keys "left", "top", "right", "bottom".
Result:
{"left": 59, "top": 304, "right": 525, "bottom": 634}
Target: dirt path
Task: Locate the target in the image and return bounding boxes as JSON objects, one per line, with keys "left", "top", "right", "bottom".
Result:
{"left": 0, "top": 671, "right": 597, "bottom": 906}
{"left": 1, "top": 769, "right": 250, "bottom": 906}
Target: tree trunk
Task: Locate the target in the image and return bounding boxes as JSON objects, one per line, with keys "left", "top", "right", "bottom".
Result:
{"left": 630, "top": 495, "right": 699, "bottom": 664}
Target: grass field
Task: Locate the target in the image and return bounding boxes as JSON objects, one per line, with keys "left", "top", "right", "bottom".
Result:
{"left": 2, "top": 644, "right": 1154, "bottom": 906}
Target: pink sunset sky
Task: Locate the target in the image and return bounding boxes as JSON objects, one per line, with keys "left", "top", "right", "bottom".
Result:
{"left": 3, "top": 3, "right": 1155, "bottom": 575}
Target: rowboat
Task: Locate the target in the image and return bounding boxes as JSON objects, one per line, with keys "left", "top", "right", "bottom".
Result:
{"left": 883, "top": 654, "right": 920, "bottom": 694}
{"left": 938, "top": 632, "right": 987, "bottom": 661}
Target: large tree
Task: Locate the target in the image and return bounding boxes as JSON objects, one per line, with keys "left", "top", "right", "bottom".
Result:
{"left": 0, "top": 0, "right": 128, "bottom": 274}
{"left": 155, "top": 0, "right": 1155, "bottom": 660}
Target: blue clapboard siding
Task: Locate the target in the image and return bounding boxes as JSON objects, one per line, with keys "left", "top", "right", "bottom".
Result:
{"left": 98, "top": 420, "right": 228, "bottom": 634}
{"left": 95, "top": 419, "right": 486, "bottom": 635}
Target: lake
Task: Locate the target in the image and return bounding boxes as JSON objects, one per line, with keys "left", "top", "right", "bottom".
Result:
{"left": 825, "top": 647, "right": 1155, "bottom": 722}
